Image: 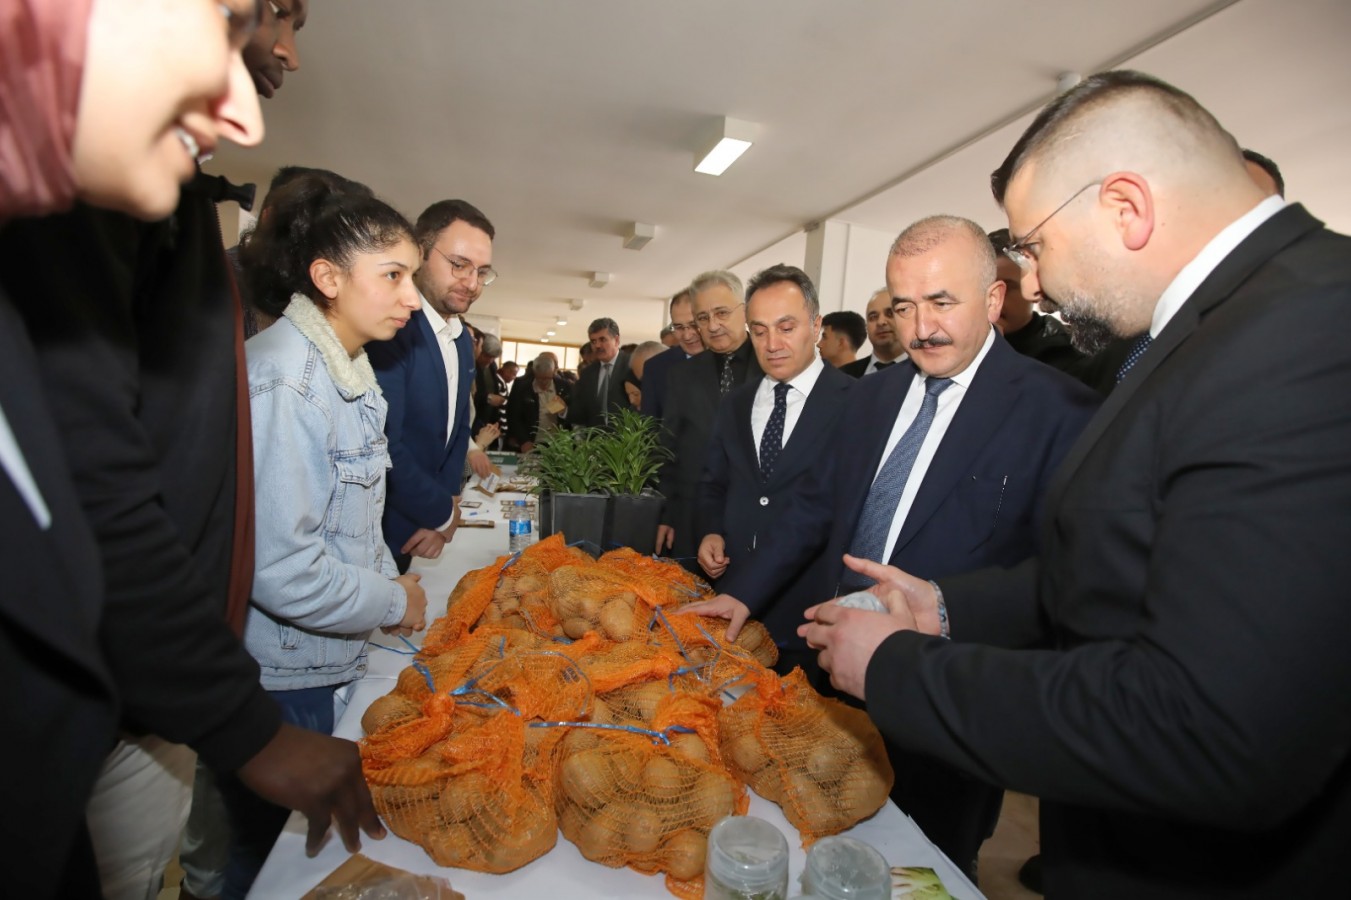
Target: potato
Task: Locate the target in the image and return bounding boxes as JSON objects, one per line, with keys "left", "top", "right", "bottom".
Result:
{"left": 804, "top": 740, "right": 850, "bottom": 784}
{"left": 623, "top": 807, "right": 664, "bottom": 854}
{"left": 423, "top": 823, "right": 474, "bottom": 868}
{"left": 560, "top": 750, "right": 613, "bottom": 810}
{"left": 669, "top": 732, "right": 710, "bottom": 764}
{"left": 642, "top": 755, "right": 686, "bottom": 797}
{"left": 724, "top": 732, "right": 770, "bottom": 775}
{"left": 578, "top": 594, "right": 604, "bottom": 622}
{"left": 753, "top": 769, "right": 784, "bottom": 804}
{"left": 497, "top": 595, "right": 521, "bottom": 614}
{"left": 438, "top": 770, "right": 491, "bottom": 824}
{"left": 784, "top": 776, "right": 833, "bottom": 831}
{"left": 662, "top": 828, "right": 707, "bottom": 881}
{"left": 599, "top": 598, "right": 635, "bottom": 642}
{"left": 562, "top": 616, "right": 592, "bottom": 640}
{"left": 516, "top": 574, "right": 546, "bottom": 593}
{"left": 576, "top": 811, "right": 621, "bottom": 863}
{"left": 361, "top": 693, "right": 419, "bottom": 736}
{"left": 837, "top": 770, "right": 890, "bottom": 823}
{"left": 697, "top": 772, "right": 737, "bottom": 821}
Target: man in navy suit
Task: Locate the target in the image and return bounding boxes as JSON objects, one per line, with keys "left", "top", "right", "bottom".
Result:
{"left": 640, "top": 289, "right": 704, "bottom": 419}
{"left": 369, "top": 199, "right": 498, "bottom": 572}
{"left": 694, "top": 264, "right": 853, "bottom": 679}
{"left": 689, "top": 216, "right": 1098, "bottom": 878}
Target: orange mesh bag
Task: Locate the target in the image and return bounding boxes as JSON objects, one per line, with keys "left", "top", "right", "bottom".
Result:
{"left": 555, "top": 689, "right": 747, "bottom": 899}
{"left": 597, "top": 547, "right": 712, "bottom": 606}
{"left": 361, "top": 635, "right": 592, "bottom": 874}
{"left": 422, "top": 556, "right": 512, "bottom": 653}
{"left": 718, "top": 667, "right": 894, "bottom": 842}
{"left": 652, "top": 605, "right": 780, "bottom": 679}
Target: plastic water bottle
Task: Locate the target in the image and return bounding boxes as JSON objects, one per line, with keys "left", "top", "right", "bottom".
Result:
{"left": 507, "top": 499, "right": 533, "bottom": 553}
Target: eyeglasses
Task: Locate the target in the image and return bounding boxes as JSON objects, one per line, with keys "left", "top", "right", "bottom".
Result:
{"left": 670, "top": 322, "right": 699, "bottom": 335}
{"left": 433, "top": 247, "right": 498, "bottom": 287}
{"left": 1003, "top": 181, "right": 1101, "bottom": 270}
{"left": 693, "top": 303, "right": 745, "bottom": 328}
{"left": 218, "top": 1, "right": 263, "bottom": 51}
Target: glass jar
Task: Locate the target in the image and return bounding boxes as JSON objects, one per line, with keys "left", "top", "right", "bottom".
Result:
{"left": 704, "top": 815, "right": 789, "bottom": 900}
{"left": 801, "top": 835, "right": 890, "bottom": 900}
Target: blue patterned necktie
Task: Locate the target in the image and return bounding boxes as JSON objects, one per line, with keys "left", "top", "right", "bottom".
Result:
{"left": 759, "top": 381, "right": 791, "bottom": 480}
{"left": 843, "top": 376, "right": 954, "bottom": 584}
{"left": 1116, "top": 333, "right": 1153, "bottom": 383}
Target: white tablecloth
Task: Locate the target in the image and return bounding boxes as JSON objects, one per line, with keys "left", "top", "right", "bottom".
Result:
{"left": 249, "top": 488, "right": 985, "bottom": 899}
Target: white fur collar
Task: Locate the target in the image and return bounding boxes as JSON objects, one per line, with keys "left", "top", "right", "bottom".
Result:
{"left": 282, "top": 294, "right": 382, "bottom": 400}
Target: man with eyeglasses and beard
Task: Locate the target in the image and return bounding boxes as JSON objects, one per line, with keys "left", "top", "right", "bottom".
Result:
{"left": 656, "top": 270, "right": 763, "bottom": 566}
{"left": 369, "top": 199, "right": 499, "bottom": 575}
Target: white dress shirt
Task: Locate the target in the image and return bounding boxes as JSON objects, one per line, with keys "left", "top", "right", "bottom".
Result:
{"left": 860, "top": 352, "right": 906, "bottom": 376}
{"left": 751, "top": 356, "right": 826, "bottom": 464}
{"left": 1150, "top": 195, "right": 1286, "bottom": 336}
{"left": 874, "top": 327, "right": 997, "bottom": 561}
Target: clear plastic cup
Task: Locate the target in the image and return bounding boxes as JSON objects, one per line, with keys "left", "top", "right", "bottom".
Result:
{"left": 801, "top": 835, "right": 890, "bottom": 900}
{"left": 704, "top": 815, "right": 789, "bottom": 900}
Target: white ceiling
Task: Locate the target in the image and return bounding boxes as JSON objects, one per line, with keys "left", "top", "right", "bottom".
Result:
{"left": 210, "top": 0, "right": 1351, "bottom": 347}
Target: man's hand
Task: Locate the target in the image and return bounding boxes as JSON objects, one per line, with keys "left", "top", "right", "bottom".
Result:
{"left": 475, "top": 423, "right": 502, "bottom": 448}
{"left": 395, "top": 573, "right": 427, "bottom": 631}
{"left": 679, "top": 593, "right": 751, "bottom": 641}
{"left": 520, "top": 441, "right": 535, "bottom": 454}
{"left": 468, "top": 447, "right": 495, "bottom": 479}
{"left": 236, "top": 723, "right": 385, "bottom": 857}
{"left": 697, "top": 534, "right": 729, "bottom": 580}
{"left": 400, "top": 527, "right": 446, "bottom": 560}
{"left": 839, "top": 554, "right": 942, "bottom": 636}
{"left": 488, "top": 393, "right": 507, "bottom": 408}
{"left": 439, "top": 501, "right": 463, "bottom": 544}
{"left": 797, "top": 596, "right": 914, "bottom": 700}
{"left": 655, "top": 524, "right": 675, "bottom": 554}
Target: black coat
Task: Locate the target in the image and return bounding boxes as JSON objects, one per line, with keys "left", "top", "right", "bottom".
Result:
{"left": 0, "top": 287, "right": 115, "bottom": 896}
{"left": 639, "top": 345, "right": 694, "bottom": 418}
{"left": 567, "top": 351, "right": 632, "bottom": 428}
{"left": 504, "top": 375, "right": 572, "bottom": 449}
{"left": 868, "top": 205, "right": 1351, "bottom": 898}
{"left": 0, "top": 189, "right": 281, "bottom": 772}
{"left": 657, "top": 342, "right": 763, "bottom": 561}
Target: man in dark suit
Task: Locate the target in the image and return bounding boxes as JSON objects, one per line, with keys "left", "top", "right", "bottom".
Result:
{"left": 690, "top": 217, "right": 1098, "bottom": 877}
{"left": 694, "top": 265, "right": 853, "bottom": 676}
{"left": 369, "top": 199, "right": 497, "bottom": 572}
{"left": 840, "top": 288, "right": 906, "bottom": 378}
{"left": 566, "top": 317, "right": 632, "bottom": 428}
{"left": 641, "top": 289, "right": 705, "bottom": 418}
{"left": 656, "top": 270, "right": 763, "bottom": 561}
{"left": 801, "top": 71, "right": 1351, "bottom": 899}
{"left": 505, "top": 353, "right": 572, "bottom": 452}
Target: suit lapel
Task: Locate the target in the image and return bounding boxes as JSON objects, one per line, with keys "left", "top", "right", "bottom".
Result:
{"left": 770, "top": 368, "right": 847, "bottom": 484}
{"left": 844, "top": 364, "right": 916, "bottom": 519}
{"left": 736, "top": 375, "right": 763, "bottom": 476}
{"left": 890, "top": 337, "right": 1020, "bottom": 556}
{"left": 1044, "top": 204, "right": 1322, "bottom": 513}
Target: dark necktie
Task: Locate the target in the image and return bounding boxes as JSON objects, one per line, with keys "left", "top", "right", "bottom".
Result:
{"left": 1116, "top": 333, "right": 1153, "bottom": 383}
{"left": 843, "top": 376, "right": 954, "bottom": 585}
{"left": 718, "top": 352, "right": 735, "bottom": 395}
{"left": 597, "top": 361, "right": 612, "bottom": 422}
{"left": 873, "top": 360, "right": 895, "bottom": 371}
{"left": 758, "top": 381, "right": 791, "bottom": 481}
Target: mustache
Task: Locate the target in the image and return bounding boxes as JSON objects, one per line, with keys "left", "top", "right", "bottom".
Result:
{"left": 909, "top": 336, "right": 953, "bottom": 350}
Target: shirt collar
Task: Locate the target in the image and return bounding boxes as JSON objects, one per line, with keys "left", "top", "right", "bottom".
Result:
{"left": 771, "top": 355, "right": 825, "bottom": 396}
{"left": 1150, "top": 195, "right": 1286, "bottom": 337}
{"left": 937, "top": 326, "right": 996, "bottom": 390}
{"left": 419, "top": 295, "right": 462, "bottom": 339}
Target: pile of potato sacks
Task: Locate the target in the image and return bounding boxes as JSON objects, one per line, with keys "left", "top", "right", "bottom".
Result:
{"left": 359, "top": 537, "right": 894, "bottom": 898}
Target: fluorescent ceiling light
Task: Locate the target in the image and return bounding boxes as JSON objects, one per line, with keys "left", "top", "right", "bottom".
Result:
{"left": 556, "top": 317, "right": 568, "bottom": 326}
{"left": 694, "top": 117, "right": 758, "bottom": 176}
{"left": 546, "top": 330, "right": 556, "bottom": 336}
{"left": 541, "top": 337, "right": 550, "bottom": 343}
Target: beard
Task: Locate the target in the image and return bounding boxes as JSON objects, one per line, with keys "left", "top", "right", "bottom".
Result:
{"left": 1059, "top": 301, "right": 1118, "bottom": 355}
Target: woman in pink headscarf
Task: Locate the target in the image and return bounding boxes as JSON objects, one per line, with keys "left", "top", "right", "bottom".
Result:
{"left": 0, "top": 2, "right": 264, "bottom": 896}
{"left": 0, "top": 0, "right": 264, "bottom": 222}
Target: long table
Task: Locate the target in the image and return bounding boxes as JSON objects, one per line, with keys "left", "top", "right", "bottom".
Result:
{"left": 249, "top": 490, "right": 985, "bottom": 898}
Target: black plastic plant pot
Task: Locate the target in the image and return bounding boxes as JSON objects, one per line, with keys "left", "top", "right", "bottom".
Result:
{"left": 550, "top": 492, "right": 608, "bottom": 547}
{"left": 606, "top": 491, "right": 664, "bottom": 553}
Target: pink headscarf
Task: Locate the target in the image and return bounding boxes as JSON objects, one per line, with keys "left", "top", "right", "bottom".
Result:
{"left": 0, "top": 0, "right": 94, "bottom": 221}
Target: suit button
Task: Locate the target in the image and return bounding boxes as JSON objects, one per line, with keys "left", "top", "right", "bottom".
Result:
{"left": 759, "top": 497, "right": 769, "bottom": 506}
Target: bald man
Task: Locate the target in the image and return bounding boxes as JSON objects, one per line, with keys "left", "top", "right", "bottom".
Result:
{"left": 799, "top": 70, "right": 1351, "bottom": 899}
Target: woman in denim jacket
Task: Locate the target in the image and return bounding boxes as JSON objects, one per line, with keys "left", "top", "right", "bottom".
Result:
{"left": 225, "top": 180, "right": 426, "bottom": 895}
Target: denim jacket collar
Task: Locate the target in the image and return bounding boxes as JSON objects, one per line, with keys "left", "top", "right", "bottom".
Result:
{"left": 282, "top": 294, "right": 382, "bottom": 401}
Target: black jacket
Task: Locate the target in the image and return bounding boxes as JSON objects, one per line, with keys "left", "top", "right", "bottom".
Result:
{"left": 868, "top": 205, "right": 1351, "bottom": 898}
{"left": 504, "top": 374, "right": 571, "bottom": 449}
{"left": 0, "top": 186, "right": 280, "bottom": 774}
{"left": 567, "top": 351, "right": 632, "bottom": 428}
